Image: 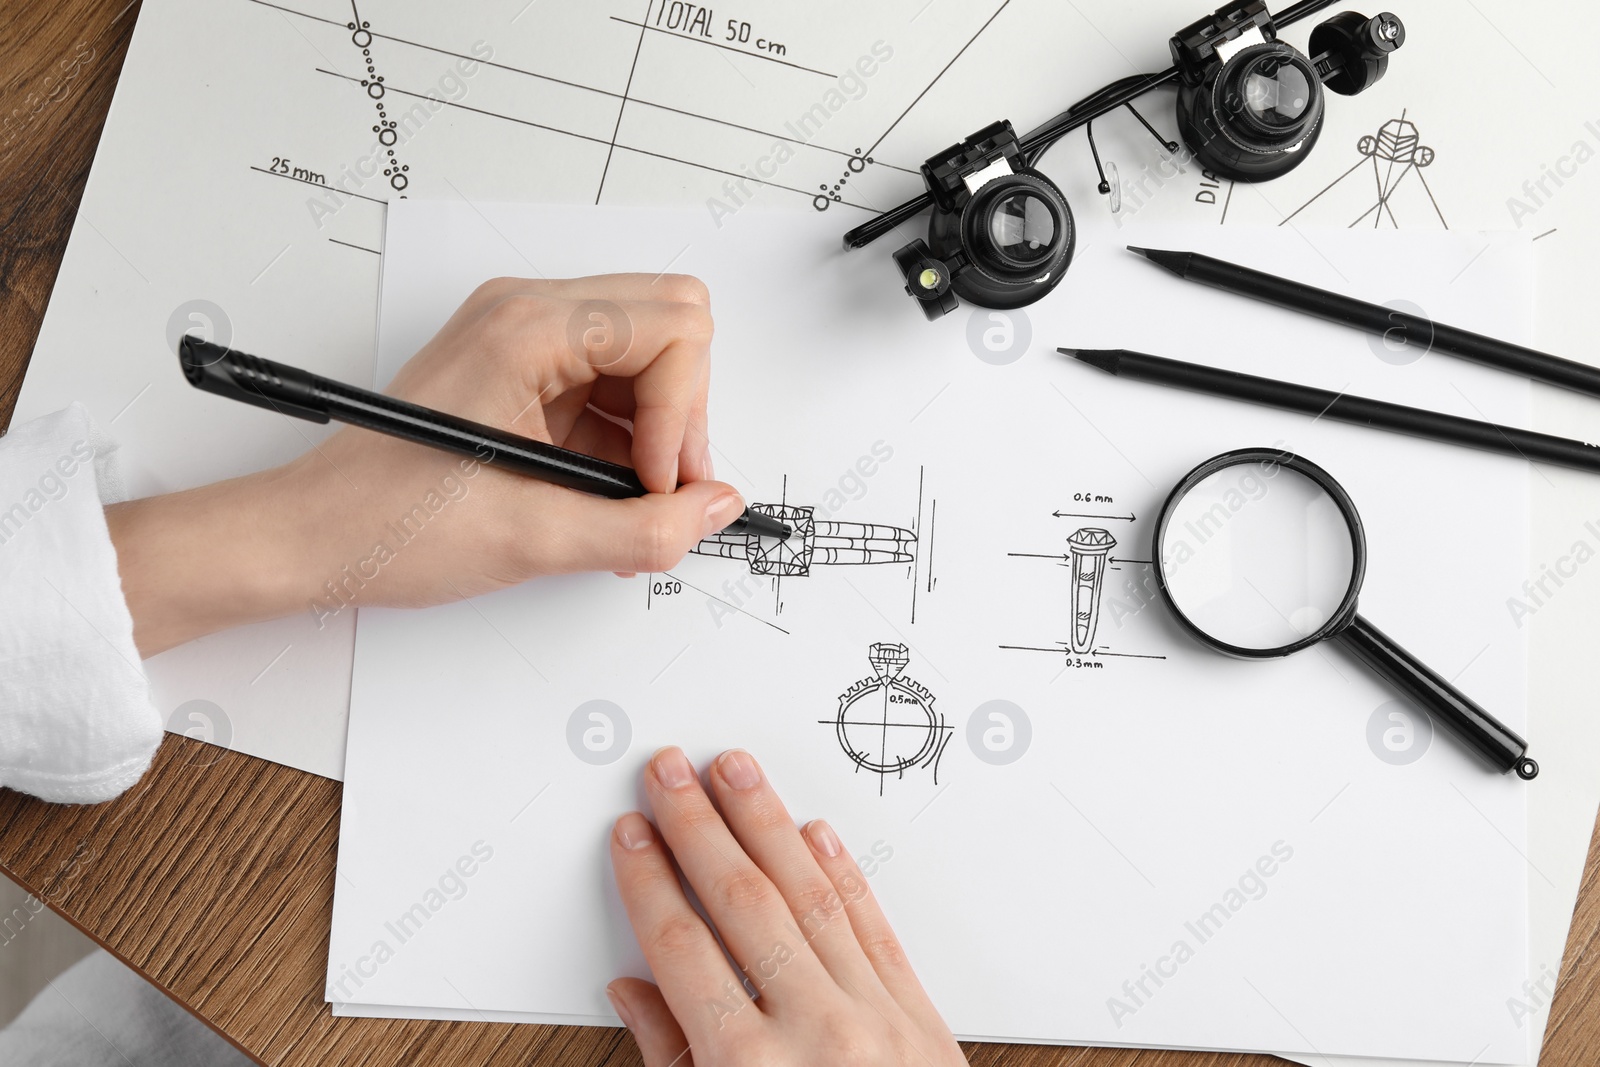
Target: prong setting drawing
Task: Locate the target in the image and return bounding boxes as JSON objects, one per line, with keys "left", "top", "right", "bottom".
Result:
{"left": 1067, "top": 528, "right": 1117, "bottom": 654}
{"left": 1003, "top": 504, "right": 1165, "bottom": 664}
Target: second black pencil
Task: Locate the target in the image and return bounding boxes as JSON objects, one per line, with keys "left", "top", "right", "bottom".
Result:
{"left": 1065, "top": 347, "right": 1600, "bottom": 474}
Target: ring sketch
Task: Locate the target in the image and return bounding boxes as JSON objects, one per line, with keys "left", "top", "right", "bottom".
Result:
{"left": 1002, "top": 509, "right": 1166, "bottom": 664}
{"left": 693, "top": 503, "right": 916, "bottom": 576}
{"left": 824, "top": 643, "right": 950, "bottom": 795}
{"left": 1067, "top": 528, "right": 1116, "bottom": 654}
{"left": 1278, "top": 110, "right": 1447, "bottom": 229}
{"left": 679, "top": 469, "right": 938, "bottom": 624}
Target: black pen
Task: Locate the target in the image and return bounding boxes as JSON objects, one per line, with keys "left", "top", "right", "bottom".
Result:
{"left": 1126, "top": 245, "right": 1600, "bottom": 399}
{"left": 177, "top": 336, "right": 792, "bottom": 541}
{"left": 1065, "top": 347, "right": 1600, "bottom": 474}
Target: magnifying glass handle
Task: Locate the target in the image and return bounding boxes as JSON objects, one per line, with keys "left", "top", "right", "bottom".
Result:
{"left": 1339, "top": 616, "right": 1537, "bottom": 780}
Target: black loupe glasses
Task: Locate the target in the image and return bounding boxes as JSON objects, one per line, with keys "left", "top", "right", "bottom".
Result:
{"left": 1151, "top": 449, "right": 1537, "bottom": 781}
{"left": 846, "top": 0, "right": 1406, "bottom": 321}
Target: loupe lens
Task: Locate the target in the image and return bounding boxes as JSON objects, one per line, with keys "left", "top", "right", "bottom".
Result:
{"left": 1158, "top": 462, "right": 1358, "bottom": 652}
{"left": 1240, "top": 56, "right": 1312, "bottom": 129}
{"left": 986, "top": 192, "right": 1056, "bottom": 265}
{"left": 935, "top": 168, "right": 1075, "bottom": 310}
{"left": 1176, "top": 43, "right": 1324, "bottom": 182}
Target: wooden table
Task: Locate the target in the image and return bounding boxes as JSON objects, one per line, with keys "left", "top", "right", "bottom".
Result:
{"left": 3, "top": 1, "right": 1599, "bottom": 1063}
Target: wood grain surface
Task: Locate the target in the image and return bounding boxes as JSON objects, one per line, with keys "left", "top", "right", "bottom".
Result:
{"left": 1, "top": 1, "right": 1595, "bottom": 1064}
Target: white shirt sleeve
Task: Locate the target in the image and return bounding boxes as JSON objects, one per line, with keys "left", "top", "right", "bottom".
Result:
{"left": 0, "top": 949, "right": 255, "bottom": 1065}
{"left": 0, "top": 403, "right": 160, "bottom": 803}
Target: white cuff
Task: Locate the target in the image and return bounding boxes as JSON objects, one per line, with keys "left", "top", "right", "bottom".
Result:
{"left": 0, "top": 403, "right": 160, "bottom": 803}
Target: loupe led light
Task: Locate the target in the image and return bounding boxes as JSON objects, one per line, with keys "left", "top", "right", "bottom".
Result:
{"left": 1152, "top": 448, "right": 1537, "bottom": 780}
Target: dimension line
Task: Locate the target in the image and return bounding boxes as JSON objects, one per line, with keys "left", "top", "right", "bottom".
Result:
{"left": 312, "top": 68, "right": 877, "bottom": 212}
{"left": 249, "top": 164, "right": 386, "bottom": 204}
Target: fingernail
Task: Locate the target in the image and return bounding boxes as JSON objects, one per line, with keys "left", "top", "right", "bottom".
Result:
{"left": 615, "top": 812, "right": 653, "bottom": 850}
{"left": 606, "top": 985, "right": 637, "bottom": 1029}
{"left": 652, "top": 746, "right": 695, "bottom": 790}
{"left": 718, "top": 749, "right": 762, "bottom": 791}
{"left": 702, "top": 492, "right": 743, "bottom": 538}
{"left": 805, "top": 820, "right": 842, "bottom": 859}
{"left": 614, "top": 571, "right": 637, "bottom": 579}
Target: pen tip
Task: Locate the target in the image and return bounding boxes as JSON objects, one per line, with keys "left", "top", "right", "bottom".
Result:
{"left": 1125, "top": 245, "right": 1152, "bottom": 259}
{"left": 738, "top": 511, "right": 793, "bottom": 541}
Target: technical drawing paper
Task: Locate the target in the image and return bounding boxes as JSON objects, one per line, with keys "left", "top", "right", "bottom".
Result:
{"left": 328, "top": 208, "right": 1532, "bottom": 1060}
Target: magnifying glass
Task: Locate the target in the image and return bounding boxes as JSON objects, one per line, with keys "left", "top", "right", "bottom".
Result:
{"left": 1152, "top": 448, "right": 1537, "bottom": 780}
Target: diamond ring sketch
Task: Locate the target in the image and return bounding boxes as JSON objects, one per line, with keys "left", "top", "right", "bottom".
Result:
{"left": 824, "top": 643, "right": 950, "bottom": 795}
{"left": 1278, "top": 110, "right": 1447, "bottom": 229}
{"left": 691, "top": 503, "right": 915, "bottom": 576}
{"left": 1067, "top": 528, "right": 1116, "bottom": 654}
{"left": 1003, "top": 511, "right": 1165, "bottom": 663}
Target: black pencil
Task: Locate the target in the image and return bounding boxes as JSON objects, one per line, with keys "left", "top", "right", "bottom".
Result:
{"left": 1064, "top": 347, "right": 1600, "bottom": 474}
{"left": 1125, "top": 245, "right": 1600, "bottom": 399}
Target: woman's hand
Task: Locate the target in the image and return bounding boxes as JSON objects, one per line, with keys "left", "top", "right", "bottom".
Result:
{"left": 109, "top": 275, "right": 745, "bottom": 655}
{"left": 608, "top": 747, "right": 969, "bottom": 1067}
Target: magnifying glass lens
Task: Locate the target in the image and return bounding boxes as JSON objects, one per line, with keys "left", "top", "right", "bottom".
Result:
{"left": 1159, "top": 465, "right": 1357, "bottom": 651}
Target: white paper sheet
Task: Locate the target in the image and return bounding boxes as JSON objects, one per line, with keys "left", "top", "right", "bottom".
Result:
{"left": 327, "top": 207, "right": 1533, "bottom": 1060}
